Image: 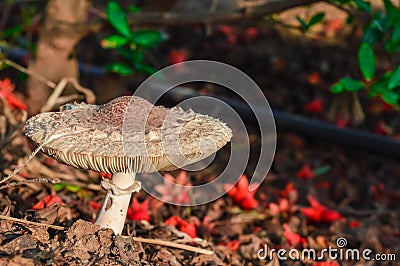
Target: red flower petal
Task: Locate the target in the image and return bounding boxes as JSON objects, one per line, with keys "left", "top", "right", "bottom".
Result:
{"left": 312, "top": 262, "right": 340, "bottom": 266}
{"left": 348, "top": 220, "right": 361, "bottom": 228}
{"left": 304, "top": 97, "right": 323, "bottom": 113}
{"left": 168, "top": 49, "right": 188, "bottom": 65}
{"left": 100, "top": 172, "right": 112, "bottom": 179}
{"left": 283, "top": 224, "right": 307, "bottom": 248}
{"left": 301, "top": 196, "right": 344, "bottom": 223}
{"left": 0, "top": 78, "right": 27, "bottom": 110}
{"left": 32, "top": 195, "right": 63, "bottom": 210}
{"left": 335, "top": 115, "right": 350, "bottom": 128}
{"left": 307, "top": 72, "right": 323, "bottom": 86}
{"left": 225, "top": 175, "right": 259, "bottom": 210}
{"left": 227, "top": 240, "right": 240, "bottom": 251}
{"left": 165, "top": 215, "right": 197, "bottom": 238}
{"left": 296, "top": 163, "right": 315, "bottom": 180}
{"left": 89, "top": 200, "right": 102, "bottom": 210}
{"left": 373, "top": 120, "right": 392, "bottom": 135}
{"left": 280, "top": 183, "right": 298, "bottom": 202}
{"left": 127, "top": 198, "right": 150, "bottom": 222}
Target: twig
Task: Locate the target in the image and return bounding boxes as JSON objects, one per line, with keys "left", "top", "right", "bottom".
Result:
{"left": 0, "top": 177, "right": 61, "bottom": 191}
{"left": 40, "top": 77, "right": 95, "bottom": 112}
{"left": 130, "top": 236, "right": 214, "bottom": 255}
{"left": 2, "top": 58, "right": 57, "bottom": 88}
{"left": 54, "top": 94, "right": 85, "bottom": 106}
{"left": 66, "top": 77, "right": 96, "bottom": 104}
{"left": 0, "top": 214, "right": 65, "bottom": 230}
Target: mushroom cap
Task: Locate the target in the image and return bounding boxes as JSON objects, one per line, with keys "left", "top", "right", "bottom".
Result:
{"left": 25, "top": 96, "right": 232, "bottom": 173}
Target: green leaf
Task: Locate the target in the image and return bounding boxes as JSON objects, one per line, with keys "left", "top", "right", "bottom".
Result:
{"left": 358, "top": 43, "right": 376, "bottom": 81}
{"left": 296, "top": 15, "right": 308, "bottom": 30}
{"left": 382, "top": 90, "right": 399, "bottom": 105}
{"left": 330, "top": 0, "right": 351, "bottom": 4}
{"left": 340, "top": 77, "right": 365, "bottom": 91}
{"left": 313, "top": 165, "right": 331, "bottom": 176}
{"left": 53, "top": 183, "right": 65, "bottom": 191}
{"left": 129, "top": 4, "right": 141, "bottom": 13}
{"left": 308, "top": 12, "right": 325, "bottom": 28}
{"left": 130, "top": 29, "right": 166, "bottom": 48}
{"left": 106, "top": 63, "right": 134, "bottom": 75}
{"left": 346, "top": 14, "right": 354, "bottom": 25}
{"left": 100, "top": 34, "right": 128, "bottom": 49}
{"left": 392, "top": 23, "right": 400, "bottom": 42}
{"left": 65, "top": 185, "right": 82, "bottom": 193}
{"left": 370, "top": 77, "right": 389, "bottom": 97}
{"left": 385, "top": 40, "right": 399, "bottom": 53}
{"left": 389, "top": 65, "right": 400, "bottom": 89}
{"left": 354, "top": 0, "right": 371, "bottom": 12}
{"left": 362, "top": 25, "right": 383, "bottom": 44}
{"left": 106, "top": 0, "right": 130, "bottom": 38}
{"left": 383, "top": 0, "right": 400, "bottom": 27}
{"left": 331, "top": 82, "right": 344, "bottom": 94}
{"left": 2, "top": 25, "right": 23, "bottom": 38}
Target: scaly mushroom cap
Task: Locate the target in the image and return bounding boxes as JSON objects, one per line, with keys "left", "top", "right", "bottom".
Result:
{"left": 25, "top": 96, "right": 232, "bottom": 173}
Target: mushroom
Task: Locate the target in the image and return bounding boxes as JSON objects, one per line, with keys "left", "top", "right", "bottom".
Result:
{"left": 24, "top": 96, "right": 232, "bottom": 234}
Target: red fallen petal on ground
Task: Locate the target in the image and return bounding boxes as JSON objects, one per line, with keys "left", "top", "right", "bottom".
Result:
{"left": 148, "top": 196, "right": 164, "bottom": 210}
{"left": 127, "top": 198, "right": 150, "bottom": 221}
{"left": 335, "top": 115, "right": 350, "bottom": 128}
{"left": 218, "top": 25, "right": 233, "bottom": 35}
{"left": 32, "top": 195, "right": 63, "bottom": 210}
{"left": 168, "top": 49, "right": 188, "bottom": 65}
{"left": 89, "top": 201, "right": 102, "bottom": 210}
{"left": 242, "top": 26, "right": 259, "bottom": 42}
{"left": 280, "top": 182, "right": 298, "bottom": 202}
{"left": 224, "top": 175, "right": 259, "bottom": 210}
{"left": 0, "top": 78, "right": 27, "bottom": 110}
{"left": 296, "top": 163, "right": 315, "bottom": 180}
{"left": 301, "top": 195, "right": 344, "bottom": 223}
{"left": 304, "top": 98, "right": 323, "bottom": 113}
{"left": 283, "top": 224, "right": 307, "bottom": 248}
{"left": 348, "top": 220, "right": 361, "bottom": 228}
{"left": 314, "top": 181, "right": 331, "bottom": 190}
{"left": 164, "top": 215, "right": 197, "bottom": 238}
{"left": 226, "top": 34, "right": 237, "bottom": 44}
{"left": 371, "top": 183, "right": 385, "bottom": 200}
{"left": 245, "top": 27, "right": 259, "bottom": 38}
{"left": 156, "top": 171, "right": 192, "bottom": 204}
{"left": 175, "top": 170, "right": 188, "bottom": 185}
{"left": 164, "top": 215, "right": 182, "bottom": 227}
{"left": 269, "top": 198, "right": 297, "bottom": 217}
{"left": 227, "top": 240, "right": 240, "bottom": 251}
{"left": 307, "top": 72, "right": 323, "bottom": 86}
{"left": 312, "top": 262, "right": 340, "bottom": 266}
{"left": 373, "top": 120, "right": 392, "bottom": 135}
{"left": 326, "top": 18, "right": 344, "bottom": 31}
{"left": 100, "top": 172, "right": 112, "bottom": 179}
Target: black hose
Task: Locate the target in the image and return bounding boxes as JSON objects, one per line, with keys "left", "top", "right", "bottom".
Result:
{"left": 144, "top": 82, "right": 400, "bottom": 158}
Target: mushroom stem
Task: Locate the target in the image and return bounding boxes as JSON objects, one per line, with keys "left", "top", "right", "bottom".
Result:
{"left": 95, "top": 172, "right": 140, "bottom": 235}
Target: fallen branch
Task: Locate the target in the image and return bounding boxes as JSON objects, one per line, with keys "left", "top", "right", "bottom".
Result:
{"left": 0, "top": 177, "right": 61, "bottom": 191}
{"left": 130, "top": 236, "right": 214, "bottom": 255}
{"left": 0, "top": 214, "right": 65, "bottom": 230}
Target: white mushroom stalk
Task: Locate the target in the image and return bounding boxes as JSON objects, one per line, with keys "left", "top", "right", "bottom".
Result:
{"left": 24, "top": 96, "right": 232, "bottom": 235}
{"left": 95, "top": 172, "right": 141, "bottom": 234}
